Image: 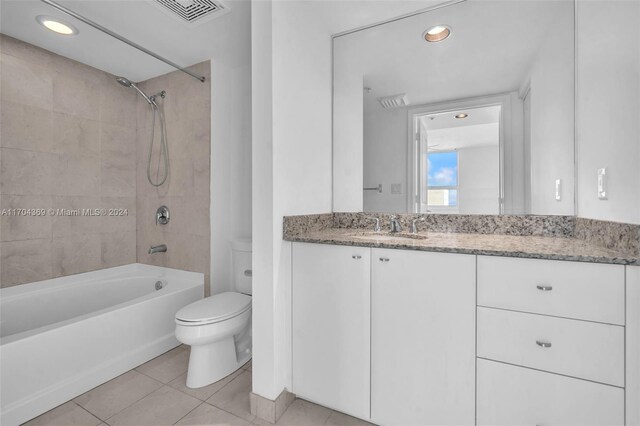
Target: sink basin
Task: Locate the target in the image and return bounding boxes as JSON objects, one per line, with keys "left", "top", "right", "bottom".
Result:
{"left": 349, "top": 232, "right": 428, "bottom": 241}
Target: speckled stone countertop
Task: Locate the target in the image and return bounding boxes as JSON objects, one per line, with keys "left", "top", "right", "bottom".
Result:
{"left": 283, "top": 214, "right": 640, "bottom": 265}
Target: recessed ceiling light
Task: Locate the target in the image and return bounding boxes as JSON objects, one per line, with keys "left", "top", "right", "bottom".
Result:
{"left": 423, "top": 25, "right": 451, "bottom": 43}
{"left": 36, "top": 15, "right": 78, "bottom": 35}
{"left": 455, "top": 113, "right": 468, "bottom": 119}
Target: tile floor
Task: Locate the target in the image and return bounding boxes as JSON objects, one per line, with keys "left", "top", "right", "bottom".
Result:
{"left": 24, "top": 346, "right": 373, "bottom": 426}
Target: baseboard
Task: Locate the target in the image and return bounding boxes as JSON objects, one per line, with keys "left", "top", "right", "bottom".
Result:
{"left": 250, "top": 389, "right": 296, "bottom": 424}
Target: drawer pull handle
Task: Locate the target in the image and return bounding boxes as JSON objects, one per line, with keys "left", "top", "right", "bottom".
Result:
{"left": 379, "top": 257, "right": 390, "bottom": 262}
{"left": 536, "top": 285, "right": 553, "bottom": 291}
{"left": 352, "top": 255, "right": 362, "bottom": 259}
{"left": 536, "top": 340, "right": 552, "bottom": 348}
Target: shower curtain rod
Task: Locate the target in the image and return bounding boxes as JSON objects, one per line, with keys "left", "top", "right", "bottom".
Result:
{"left": 40, "top": 0, "right": 206, "bottom": 83}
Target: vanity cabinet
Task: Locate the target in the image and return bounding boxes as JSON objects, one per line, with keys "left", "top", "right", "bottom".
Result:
{"left": 292, "top": 243, "right": 476, "bottom": 425}
{"left": 292, "top": 243, "right": 371, "bottom": 419}
{"left": 476, "top": 256, "right": 626, "bottom": 426}
{"left": 291, "top": 244, "right": 635, "bottom": 426}
{"left": 370, "top": 248, "right": 475, "bottom": 426}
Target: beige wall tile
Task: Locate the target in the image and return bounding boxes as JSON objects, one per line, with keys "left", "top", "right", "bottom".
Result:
{"left": 52, "top": 70, "right": 100, "bottom": 120}
{"left": 52, "top": 112, "right": 100, "bottom": 157}
{"left": 101, "top": 231, "right": 136, "bottom": 268}
{"left": 0, "top": 194, "right": 53, "bottom": 241}
{"left": 52, "top": 196, "right": 102, "bottom": 238}
{"left": 101, "top": 196, "right": 136, "bottom": 233}
{"left": 1, "top": 238, "right": 52, "bottom": 287}
{"left": 0, "top": 34, "right": 54, "bottom": 66}
{"left": 52, "top": 234, "right": 101, "bottom": 277}
{"left": 61, "top": 153, "right": 101, "bottom": 197}
{"left": 0, "top": 53, "right": 53, "bottom": 110}
{"left": 0, "top": 101, "right": 53, "bottom": 152}
{"left": 0, "top": 148, "right": 62, "bottom": 195}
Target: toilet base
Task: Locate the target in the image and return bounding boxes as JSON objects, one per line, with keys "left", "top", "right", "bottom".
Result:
{"left": 186, "top": 336, "right": 251, "bottom": 388}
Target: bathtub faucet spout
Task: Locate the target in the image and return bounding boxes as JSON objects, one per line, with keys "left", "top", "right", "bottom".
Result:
{"left": 149, "top": 244, "right": 167, "bottom": 254}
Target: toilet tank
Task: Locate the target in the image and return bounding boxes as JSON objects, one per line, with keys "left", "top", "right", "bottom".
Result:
{"left": 231, "top": 240, "right": 252, "bottom": 295}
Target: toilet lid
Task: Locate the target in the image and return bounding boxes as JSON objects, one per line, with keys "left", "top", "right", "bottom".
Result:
{"left": 175, "top": 292, "right": 251, "bottom": 325}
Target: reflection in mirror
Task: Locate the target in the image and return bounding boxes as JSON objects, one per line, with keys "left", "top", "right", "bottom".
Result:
{"left": 333, "top": 0, "right": 575, "bottom": 215}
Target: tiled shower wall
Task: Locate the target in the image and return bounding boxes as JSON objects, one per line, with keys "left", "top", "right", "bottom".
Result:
{"left": 135, "top": 62, "right": 211, "bottom": 296}
{"left": 0, "top": 35, "right": 211, "bottom": 291}
{"left": 0, "top": 35, "right": 137, "bottom": 286}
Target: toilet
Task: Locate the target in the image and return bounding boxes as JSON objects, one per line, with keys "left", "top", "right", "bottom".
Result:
{"left": 175, "top": 240, "right": 252, "bottom": 388}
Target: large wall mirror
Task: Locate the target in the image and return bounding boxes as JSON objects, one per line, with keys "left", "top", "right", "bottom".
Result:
{"left": 333, "top": 0, "right": 575, "bottom": 215}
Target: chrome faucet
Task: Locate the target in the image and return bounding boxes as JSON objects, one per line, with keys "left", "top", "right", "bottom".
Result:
{"left": 389, "top": 215, "right": 402, "bottom": 233}
{"left": 367, "top": 217, "right": 381, "bottom": 233}
{"left": 411, "top": 217, "right": 425, "bottom": 234}
{"left": 149, "top": 244, "right": 167, "bottom": 254}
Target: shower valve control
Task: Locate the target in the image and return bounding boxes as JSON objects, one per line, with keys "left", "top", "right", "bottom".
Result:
{"left": 156, "top": 205, "right": 170, "bottom": 225}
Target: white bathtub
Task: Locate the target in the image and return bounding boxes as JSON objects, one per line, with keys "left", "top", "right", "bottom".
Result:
{"left": 0, "top": 263, "right": 203, "bottom": 425}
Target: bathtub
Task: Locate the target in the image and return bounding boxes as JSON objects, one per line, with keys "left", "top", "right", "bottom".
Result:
{"left": 0, "top": 263, "right": 203, "bottom": 425}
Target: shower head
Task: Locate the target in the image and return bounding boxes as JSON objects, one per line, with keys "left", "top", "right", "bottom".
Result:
{"left": 115, "top": 76, "right": 153, "bottom": 105}
{"left": 115, "top": 76, "right": 132, "bottom": 87}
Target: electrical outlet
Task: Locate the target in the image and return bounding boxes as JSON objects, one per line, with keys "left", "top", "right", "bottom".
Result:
{"left": 597, "top": 168, "right": 607, "bottom": 200}
{"left": 555, "top": 179, "right": 562, "bottom": 201}
{"left": 391, "top": 183, "right": 402, "bottom": 194}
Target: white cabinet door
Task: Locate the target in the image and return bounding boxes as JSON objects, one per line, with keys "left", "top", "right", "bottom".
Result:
{"left": 477, "top": 359, "right": 624, "bottom": 426}
{"left": 371, "top": 248, "right": 476, "bottom": 426}
{"left": 292, "top": 243, "right": 371, "bottom": 420}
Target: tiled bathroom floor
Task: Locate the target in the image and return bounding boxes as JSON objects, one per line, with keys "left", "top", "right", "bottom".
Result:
{"left": 24, "top": 346, "right": 373, "bottom": 426}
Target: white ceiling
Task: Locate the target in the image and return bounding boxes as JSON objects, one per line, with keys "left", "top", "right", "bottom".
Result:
{"left": 423, "top": 105, "right": 500, "bottom": 151}
{"left": 0, "top": 0, "right": 250, "bottom": 82}
{"left": 346, "top": 0, "right": 574, "bottom": 112}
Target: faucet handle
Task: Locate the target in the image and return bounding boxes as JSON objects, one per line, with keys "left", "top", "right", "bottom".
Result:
{"left": 411, "top": 217, "right": 426, "bottom": 234}
{"left": 366, "top": 217, "right": 381, "bottom": 233}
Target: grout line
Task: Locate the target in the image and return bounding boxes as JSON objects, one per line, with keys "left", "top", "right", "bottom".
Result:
{"left": 72, "top": 400, "right": 102, "bottom": 424}
{"left": 171, "top": 401, "right": 204, "bottom": 426}
{"left": 100, "top": 382, "right": 165, "bottom": 424}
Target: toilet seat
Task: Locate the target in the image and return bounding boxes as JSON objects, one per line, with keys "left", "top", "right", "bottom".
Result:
{"left": 175, "top": 292, "right": 251, "bottom": 326}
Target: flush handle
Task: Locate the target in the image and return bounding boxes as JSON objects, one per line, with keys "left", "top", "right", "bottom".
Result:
{"left": 536, "top": 340, "right": 552, "bottom": 348}
{"left": 244, "top": 269, "right": 252, "bottom": 277}
{"left": 536, "top": 285, "right": 553, "bottom": 291}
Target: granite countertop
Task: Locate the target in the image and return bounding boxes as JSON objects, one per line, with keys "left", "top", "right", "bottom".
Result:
{"left": 285, "top": 228, "right": 640, "bottom": 265}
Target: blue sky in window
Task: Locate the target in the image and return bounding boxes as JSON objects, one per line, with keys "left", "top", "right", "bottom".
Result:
{"left": 427, "top": 151, "right": 458, "bottom": 187}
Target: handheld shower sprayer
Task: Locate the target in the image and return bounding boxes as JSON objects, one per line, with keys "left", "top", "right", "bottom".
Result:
{"left": 115, "top": 76, "right": 169, "bottom": 187}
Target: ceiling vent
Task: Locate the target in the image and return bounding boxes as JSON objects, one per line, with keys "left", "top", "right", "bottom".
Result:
{"left": 377, "top": 93, "right": 410, "bottom": 109}
{"left": 153, "top": 0, "right": 230, "bottom": 26}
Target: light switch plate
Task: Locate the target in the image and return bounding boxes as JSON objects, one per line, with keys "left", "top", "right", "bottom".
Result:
{"left": 391, "top": 183, "right": 402, "bottom": 194}
{"left": 555, "top": 179, "right": 562, "bottom": 201}
{"left": 597, "top": 168, "right": 607, "bottom": 200}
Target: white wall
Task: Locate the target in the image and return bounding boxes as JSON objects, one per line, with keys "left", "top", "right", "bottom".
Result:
{"left": 210, "top": 61, "right": 252, "bottom": 295}
{"left": 363, "top": 106, "right": 408, "bottom": 213}
{"left": 525, "top": 4, "right": 575, "bottom": 215}
{"left": 576, "top": 0, "right": 640, "bottom": 224}
{"left": 210, "top": 1, "right": 253, "bottom": 296}
{"left": 458, "top": 146, "right": 500, "bottom": 214}
{"left": 251, "top": 0, "right": 452, "bottom": 401}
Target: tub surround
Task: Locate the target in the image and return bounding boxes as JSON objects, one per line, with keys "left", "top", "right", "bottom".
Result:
{"left": 0, "top": 34, "right": 137, "bottom": 287}
{"left": 283, "top": 213, "right": 640, "bottom": 265}
{"left": 135, "top": 61, "right": 212, "bottom": 296}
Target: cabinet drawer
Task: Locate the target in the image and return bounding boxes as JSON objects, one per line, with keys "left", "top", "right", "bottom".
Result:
{"left": 477, "top": 256, "right": 625, "bottom": 324}
{"left": 478, "top": 307, "right": 624, "bottom": 386}
{"left": 477, "top": 359, "right": 624, "bottom": 426}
